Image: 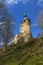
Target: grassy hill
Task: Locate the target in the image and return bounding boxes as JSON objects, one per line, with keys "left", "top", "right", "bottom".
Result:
{"left": 0, "top": 38, "right": 43, "bottom": 65}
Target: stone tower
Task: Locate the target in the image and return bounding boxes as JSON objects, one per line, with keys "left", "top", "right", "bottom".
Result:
{"left": 13, "top": 13, "right": 32, "bottom": 44}
{"left": 20, "top": 13, "right": 32, "bottom": 42}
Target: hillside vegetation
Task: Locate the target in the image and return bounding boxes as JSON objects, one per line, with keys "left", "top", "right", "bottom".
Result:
{"left": 0, "top": 38, "right": 43, "bottom": 65}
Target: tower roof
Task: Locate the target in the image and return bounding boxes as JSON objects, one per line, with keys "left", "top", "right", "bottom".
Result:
{"left": 23, "top": 12, "right": 30, "bottom": 21}
{"left": 24, "top": 12, "right": 27, "bottom": 20}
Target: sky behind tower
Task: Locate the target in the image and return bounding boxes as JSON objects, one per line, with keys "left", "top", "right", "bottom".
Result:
{"left": 1, "top": 0, "right": 43, "bottom": 37}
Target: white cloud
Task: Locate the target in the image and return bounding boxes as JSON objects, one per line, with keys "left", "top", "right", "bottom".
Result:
{"left": 22, "top": 0, "right": 29, "bottom": 4}
{"left": 5, "top": 0, "right": 15, "bottom": 5}
{"left": 0, "top": 22, "right": 5, "bottom": 25}
{"left": 5, "top": 0, "right": 30, "bottom": 6}
{"left": 37, "top": 0, "right": 43, "bottom": 6}
{"left": 31, "top": 24, "right": 38, "bottom": 27}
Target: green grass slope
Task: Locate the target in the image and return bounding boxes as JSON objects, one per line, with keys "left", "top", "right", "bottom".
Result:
{"left": 0, "top": 38, "right": 43, "bottom": 65}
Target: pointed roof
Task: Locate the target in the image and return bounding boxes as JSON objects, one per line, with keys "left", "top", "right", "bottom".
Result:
{"left": 23, "top": 12, "right": 30, "bottom": 22}
{"left": 24, "top": 12, "right": 27, "bottom": 20}
{"left": 20, "top": 13, "right": 30, "bottom": 24}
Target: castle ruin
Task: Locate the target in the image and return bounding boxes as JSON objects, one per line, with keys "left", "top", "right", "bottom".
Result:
{"left": 13, "top": 13, "right": 32, "bottom": 44}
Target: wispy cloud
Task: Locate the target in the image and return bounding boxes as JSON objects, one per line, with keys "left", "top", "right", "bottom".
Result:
{"left": 5, "top": 0, "right": 30, "bottom": 6}
{"left": 37, "top": 0, "right": 43, "bottom": 6}
{"left": 31, "top": 24, "right": 38, "bottom": 27}
{"left": 0, "top": 22, "right": 5, "bottom": 25}
{"left": 5, "top": 0, "right": 18, "bottom": 5}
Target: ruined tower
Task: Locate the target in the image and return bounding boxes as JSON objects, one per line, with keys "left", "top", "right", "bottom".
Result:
{"left": 13, "top": 13, "right": 32, "bottom": 44}
{"left": 20, "top": 13, "right": 32, "bottom": 42}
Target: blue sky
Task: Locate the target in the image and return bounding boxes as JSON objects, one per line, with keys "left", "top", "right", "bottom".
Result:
{"left": 2, "top": 0, "right": 43, "bottom": 38}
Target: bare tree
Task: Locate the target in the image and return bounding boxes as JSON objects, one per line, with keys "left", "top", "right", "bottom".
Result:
{"left": 0, "top": 2, "right": 13, "bottom": 50}
{"left": 36, "top": 11, "right": 43, "bottom": 38}
{"left": 37, "top": 32, "right": 43, "bottom": 38}
{"left": 36, "top": 11, "right": 43, "bottom": 30}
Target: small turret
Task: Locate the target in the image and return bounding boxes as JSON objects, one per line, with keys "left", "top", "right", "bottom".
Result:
{"left": 24, "top": 12, "right": 27, "bottom": 20}
{"left": 20, "top": 13, "right": 32, "bottom": 42}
